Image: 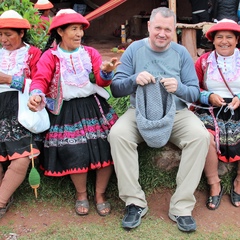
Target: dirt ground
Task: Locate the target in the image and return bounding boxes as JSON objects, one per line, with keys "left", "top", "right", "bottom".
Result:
{"left": 1, "top": 37, "right": 240, "bottom": 239}
{"left": 85, "top": 36, "right": 124, "bottom": 62}
{"left": 1, "top": 188, "right": 240, "bottom": 238}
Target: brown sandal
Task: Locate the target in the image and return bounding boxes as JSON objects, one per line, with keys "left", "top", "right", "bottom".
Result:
{"left": 230, "top": 178, "right": 240, "bottom": 207}
{"left": 95, "top": 201, "right": 111, "bottom": 216}
{"left": 75, "top": 199, "right": 89, "bottom": 216}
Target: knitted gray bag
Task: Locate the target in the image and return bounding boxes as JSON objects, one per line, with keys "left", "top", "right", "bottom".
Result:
{"left": 136, "top": 81, "right": 176, "bottom": 148}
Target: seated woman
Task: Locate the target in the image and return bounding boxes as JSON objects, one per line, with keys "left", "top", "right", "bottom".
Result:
{"left": 0, "top": 10, "right": 42, "bottom": 218}
{"left": 28, "top": 9, "right": 120, "bottom": 217}
{"left": 194, "top": 19, "right": 240, "bottom": 210}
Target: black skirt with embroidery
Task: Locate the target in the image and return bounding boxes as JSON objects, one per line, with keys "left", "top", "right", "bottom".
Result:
{"left": 41, "top": 94, "right": 118, "bottom": 176}
{"left": 194, "top": 98, "right": 240, "bottom": 163}
{"left": 0, "top": 91, "right": 43, "bottom": 162}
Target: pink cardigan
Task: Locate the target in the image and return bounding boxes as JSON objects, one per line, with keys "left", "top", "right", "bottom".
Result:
{"left": 23, "top": 45, "right": 42, "bottom": 79}
{"left": 194, "top": 51, "right": 211, "bottom": 92}
{"left": 30, "top": 45, "right": 112, "bottom": 115}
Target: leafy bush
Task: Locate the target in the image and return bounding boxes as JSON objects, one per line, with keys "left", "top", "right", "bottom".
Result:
{"left": 0, "top": 0, "right": 49, "bottom": 50}
{"left": 108, "top": 95, "right": 130, "bottom": 116}
{"left": 105, "top": 86, "right": 130, "bottom": 116}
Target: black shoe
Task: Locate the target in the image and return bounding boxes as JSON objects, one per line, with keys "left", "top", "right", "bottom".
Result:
{"left": 230, "top": 178, "right": 240, "bottom": 207}
{"left": 122, "top": 204, "right": 148, "bottom": 229}
{"left": 168, "top": 213, "right": 196, "bottom": 232}
{"left": 206, "top": 183, "right": 224, "bottom": 210}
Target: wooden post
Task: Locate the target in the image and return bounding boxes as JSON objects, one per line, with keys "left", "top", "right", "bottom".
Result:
{"left": 168, "top": 0, "right": 176, "bottom": 13}
{"left": 176, "top": 22, "right": 214, "bottom": 62}
{"left": 181, "top": 28, "right": 198, "bottom": 61}
{"left": 168, "top": 0, "right": 177, "bottom": 42}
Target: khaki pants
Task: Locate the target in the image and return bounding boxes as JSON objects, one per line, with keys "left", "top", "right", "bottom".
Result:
{"left": 108, "top": 107, "right": 210, "bottom": 216}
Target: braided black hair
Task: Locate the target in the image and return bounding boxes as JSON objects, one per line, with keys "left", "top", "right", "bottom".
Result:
{"left": 42, "top": 24, "right": 72, "bottom": 54}
{"left": 42, "top": 30, "right": 57, "bottom": 53}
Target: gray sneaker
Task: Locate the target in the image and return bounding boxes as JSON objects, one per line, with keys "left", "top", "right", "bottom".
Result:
{"left": 168, "top": 212, "right": 196, "bottom": 232}
{"left": 122, "top": 204, "right": 148, "bottom": 229}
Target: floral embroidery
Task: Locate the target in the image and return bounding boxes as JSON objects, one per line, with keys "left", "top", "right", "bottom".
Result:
{"left": 207, "top": 49, "right": 240, "bottom": 83}
{"left": 0, "top": 44, "right": 30, "bottom": 76}
{"left": 58, "top": 46, "right": 92, "bottom": 87}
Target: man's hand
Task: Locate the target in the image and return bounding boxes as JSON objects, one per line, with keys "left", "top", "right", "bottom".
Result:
{"left": 136, "top": 71, "right": 156, "bottom": 86}
{"left": 160, "top": 77, "right": 178, "bottom": 93}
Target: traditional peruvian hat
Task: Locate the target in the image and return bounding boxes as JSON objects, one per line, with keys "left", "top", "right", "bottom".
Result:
{"left": 206, "top": 19, "right": 240, "bottom": 41}
{"left": 0, "top": 10, "right": 30, "bottom": 29}
{"left": 136, "top": 77, "right": 176, "bottom": 148}
{"left": 49, "top": 8, "right": 90, "bottom": 33}
{"left": 34, "top": 0, "right": 54, "bottom": 10}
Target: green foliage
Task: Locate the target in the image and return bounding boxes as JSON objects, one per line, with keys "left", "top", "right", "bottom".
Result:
{"left": 0, "top": 0, "right": 49, "bottom": 50}
{"left": 108, "top": 95, "right": 130, "bottom": 116}
{"left": 106, "top": 86, "right": 130, "bottom": 116}
{"left": 138, "top": 144, "right": 178, "bottom": 193}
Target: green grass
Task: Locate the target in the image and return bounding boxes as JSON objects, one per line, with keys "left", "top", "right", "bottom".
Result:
{"left": 1, "top": 207, "right": 240, "bottom": 240}
{"left": 13, "top": 222, "right": 240, "bottom": 240}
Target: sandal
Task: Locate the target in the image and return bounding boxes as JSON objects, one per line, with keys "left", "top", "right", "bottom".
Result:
{"left": 75, "top": 199, "right": 89, "bottom": 216}
{"left": 230, "top": 179, "right": 240, "bottom": 207}
{"left": 95, "top": 201, "right": 111, "bottom": 217}
{"left": 206, "top": 184, "right": 224, "bottom": 210}
{"left": 0, "top": 195, "right": 14, "bottom": 219}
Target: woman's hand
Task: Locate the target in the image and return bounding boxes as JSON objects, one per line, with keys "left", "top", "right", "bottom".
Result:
{"left": 101, "top": 57, "right": 121, "bottom": 73}
{"left": 228, "top": 96, "right": 240, "bottom": 110}
{"left": 28, "top": 95, "right": 42, "bottom": 112}
{"left": 209, "top": 93, "right": 226, "bottom": 107}
{"left": 0, "top": 71, "right": 12, "bottom": 84}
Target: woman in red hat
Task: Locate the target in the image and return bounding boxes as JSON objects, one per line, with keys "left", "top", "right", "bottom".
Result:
{"left": 194, "top": 19, "right": 240, "bottom": 210}
{"left": 0, "top": 10, "right": 42, "bottom": 218}
{"left": 28, "top": 9, "right": 120, "bottom": 216}
{"left": 34, "top": 0, "right": 54, "bottom": 24}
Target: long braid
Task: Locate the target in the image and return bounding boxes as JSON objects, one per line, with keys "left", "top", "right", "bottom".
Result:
{"left": 42, "top": 30, "right": 58, "bottom": 54}
{"left": 42, "top": 24, "right": 71, "bottom": 54}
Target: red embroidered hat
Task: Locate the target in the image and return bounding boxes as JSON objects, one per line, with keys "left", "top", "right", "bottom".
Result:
{"left": 49, "top": 9, "right": 90, "bottom": 33}
{"left": 34, "top": 0, "right": 54, "bottom": 10}
{"left": 0, "top": 10, "right": 31, "bottom": 29}
{"left": 206, "top": 19, "right": 240, "bottom": 41}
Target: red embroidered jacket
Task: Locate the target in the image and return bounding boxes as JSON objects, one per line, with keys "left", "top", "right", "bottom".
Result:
{"left": 30, "top": 45, "right": 112, "bottom": 115}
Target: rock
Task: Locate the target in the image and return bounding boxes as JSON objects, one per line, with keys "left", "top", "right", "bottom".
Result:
{"left": 152, "top": 142, "right": 181, "bottom": 171}
{"left": 218, "top": 161, "right": 236, "bottom": 176}
{"left": 152, "top": 142, "right": 236, "bottom": 176}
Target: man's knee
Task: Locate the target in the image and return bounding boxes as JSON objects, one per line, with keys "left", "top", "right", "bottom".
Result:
{"left": 191, "top": 121, "right": 210, "bottom": 142}
{"left": 108, "top": 122, "right": 123, "bottom": 144}
{"left": 108, "top": 120, "right": 131, "bottom": 143}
